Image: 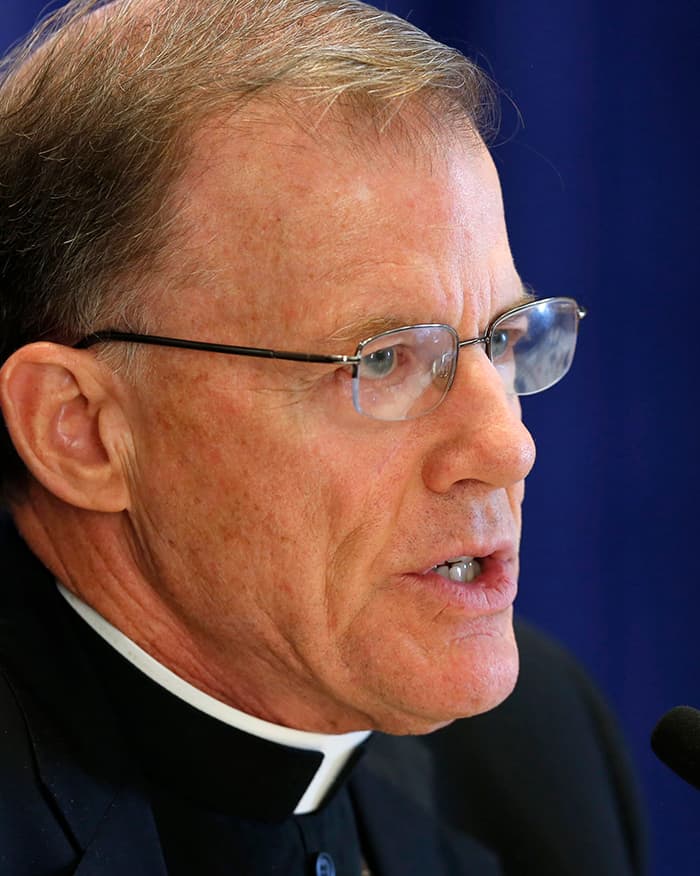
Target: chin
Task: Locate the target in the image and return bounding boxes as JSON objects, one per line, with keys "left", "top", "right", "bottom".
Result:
{"left": 455, "top": 627, "right": 520, "bottom": 715}
{"left": 372, "top": 626, "right": 520, "bottom": 737}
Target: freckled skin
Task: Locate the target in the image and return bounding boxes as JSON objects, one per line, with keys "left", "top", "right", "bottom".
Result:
{"left": 109, "top": 112, "right": 536, "bottom": 735}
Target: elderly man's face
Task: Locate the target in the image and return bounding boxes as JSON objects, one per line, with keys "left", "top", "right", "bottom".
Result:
{"left": 124, "top": 113, "right": 536, "bottom": 734}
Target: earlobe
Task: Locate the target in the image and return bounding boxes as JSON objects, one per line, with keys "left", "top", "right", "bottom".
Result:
{"left": 0, "top": 343, "right": 132, "bottom": 512}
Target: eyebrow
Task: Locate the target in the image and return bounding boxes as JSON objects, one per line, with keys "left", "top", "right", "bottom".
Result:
{"left": 512, "top": 284, "right": 538, "bottom": 310}
{"left": 321, "top": 284, "right": 538, "bottom": 348}
{"left": 323, "top": 314, "right": 410, "bottom": 346}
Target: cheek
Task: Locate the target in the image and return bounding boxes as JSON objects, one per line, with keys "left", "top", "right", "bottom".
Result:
{"left": 238, "top": 420, "right": 418, "bottom": 645}
{"left": 129, "top": 369, "right": 419, "bottom": 640}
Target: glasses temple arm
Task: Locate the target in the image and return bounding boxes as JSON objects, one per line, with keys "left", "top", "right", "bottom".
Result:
{"left": 75, "top": 331, "right": 357, "bottom": 365}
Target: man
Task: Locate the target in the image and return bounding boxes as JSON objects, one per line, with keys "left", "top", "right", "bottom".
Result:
{"left": 0, "top": 1, "right": 645, "bottom": 874}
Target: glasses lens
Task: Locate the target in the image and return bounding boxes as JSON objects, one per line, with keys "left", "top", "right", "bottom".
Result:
{"left": 355, "top": 325, "right": 457, "bottom": 421}
{"left": 489, "top": 298, "right": 581, "bottom": 395}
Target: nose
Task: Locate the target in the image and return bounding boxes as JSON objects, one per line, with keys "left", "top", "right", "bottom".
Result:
{"left": 421, "top": 348, "right": 536, "bottom": 494}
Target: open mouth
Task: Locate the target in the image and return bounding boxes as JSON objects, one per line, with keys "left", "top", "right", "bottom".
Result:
{"left": 430, "top": 556, "right": 483, "bottom": 583}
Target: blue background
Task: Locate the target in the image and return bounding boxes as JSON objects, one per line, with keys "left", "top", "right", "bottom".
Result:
{"left": 2, "top": 2, "right": 698, "bottom": 873}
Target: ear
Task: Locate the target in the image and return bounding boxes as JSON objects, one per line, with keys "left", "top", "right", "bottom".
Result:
{"left": 0, "top": 342, "right": 133, "bottom": 512}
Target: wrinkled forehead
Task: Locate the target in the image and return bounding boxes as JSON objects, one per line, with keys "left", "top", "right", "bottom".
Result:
{"left": 157, "top": 104, "right": 508, "bottom": 345}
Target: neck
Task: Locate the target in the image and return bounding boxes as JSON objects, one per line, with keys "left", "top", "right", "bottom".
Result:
{"left": 10, "top": 484, "right": 374, "bottom": 733}
{"left": 13, "top": 485, "right": 211, "bottom": 678}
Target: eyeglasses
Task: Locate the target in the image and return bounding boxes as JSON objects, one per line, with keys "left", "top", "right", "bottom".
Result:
{"left": 76, "top": 296, "right": 586, "bottom": 422}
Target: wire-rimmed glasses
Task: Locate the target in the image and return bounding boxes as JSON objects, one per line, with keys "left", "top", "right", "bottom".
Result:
{"left": 76, "top": 296, "right": 586, "bottom": 422}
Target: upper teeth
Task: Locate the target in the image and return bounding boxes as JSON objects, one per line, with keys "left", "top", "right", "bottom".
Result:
{"left": 433, "top": 556, "right": 482, "bottom": 583}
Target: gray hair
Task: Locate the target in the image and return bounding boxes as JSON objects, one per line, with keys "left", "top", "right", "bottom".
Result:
{"left": 0, "top": 0, "right": 495, "bottom": 497}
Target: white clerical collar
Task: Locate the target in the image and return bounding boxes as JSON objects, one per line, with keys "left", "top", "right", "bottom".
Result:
{"left": 57, "top": 583, "right": 371, "bottom": 814}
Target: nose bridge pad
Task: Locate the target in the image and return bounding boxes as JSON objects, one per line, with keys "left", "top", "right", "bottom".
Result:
{"left": 431, "top": 350, "right": 454, "bottom": 384}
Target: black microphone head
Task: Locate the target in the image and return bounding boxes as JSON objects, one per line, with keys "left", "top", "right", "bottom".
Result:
{"left": 651, "top": 705, "right": 700, "bottom": 790}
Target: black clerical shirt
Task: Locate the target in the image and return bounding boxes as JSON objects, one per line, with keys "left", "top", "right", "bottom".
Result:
{"left": 63, "top": 592, "right": 372, "bottom": 876}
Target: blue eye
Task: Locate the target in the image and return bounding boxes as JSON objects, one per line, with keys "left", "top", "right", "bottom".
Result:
{"left": 363, "top": 346, "right": 398, "bottom": 379}
{"left": 490, "top": 329, "right": 510, "bottom": 359}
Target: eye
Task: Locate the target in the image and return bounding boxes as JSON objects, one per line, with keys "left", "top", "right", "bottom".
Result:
{"left": 490, "top": 329, "right": 511, "bottom": 359}
{"left": 362, "top": 345, "right": 399, "bottom": 379}
{"left": 490, "top": 324, "right": 526, "bottom": 360}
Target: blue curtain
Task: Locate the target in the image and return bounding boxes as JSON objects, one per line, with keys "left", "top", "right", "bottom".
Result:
{"left": 2, "top": 2, "right": 698, "bottom": 872}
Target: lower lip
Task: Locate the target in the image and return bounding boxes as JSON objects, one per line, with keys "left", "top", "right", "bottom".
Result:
{"left": 397, "top": 556, "right": 517, "bottom": 616}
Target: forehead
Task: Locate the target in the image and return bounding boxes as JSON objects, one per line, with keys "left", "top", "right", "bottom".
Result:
{"left": 161, "top": 108, "right": 518, "bottom": 344}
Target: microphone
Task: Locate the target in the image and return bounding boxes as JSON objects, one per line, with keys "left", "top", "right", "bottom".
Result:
{"left": 651, "top": 706, "right": 700, "bottom": 790}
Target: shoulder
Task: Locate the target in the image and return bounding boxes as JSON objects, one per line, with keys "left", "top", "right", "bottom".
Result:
{"left": 0, "top": 670, "right": 79, "bottom": 875}
{"left": 0, "top": 669, "right": 35, "bottom": 786}
{"left": 0, "top": 515, "right": 78, "bottom": 872}
{"left": 418, "top": 619, "right": 648, "bottom": 876}
{"left": 0, "top": 515, "right": 109, "bottom": 873}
